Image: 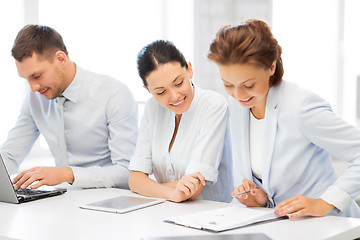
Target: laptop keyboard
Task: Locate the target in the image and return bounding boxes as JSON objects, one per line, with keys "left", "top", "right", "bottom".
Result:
{"left": 16, "top": 188, "right": 50, "bottom": 195}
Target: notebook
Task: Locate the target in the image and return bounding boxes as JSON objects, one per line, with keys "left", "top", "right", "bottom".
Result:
{"left": 80, "top": 195, "right": 166, "bottom": 214}
{"left": 0, "top": 154, "right": 67, "bottom": 204}
{"left": 165, "top": 205, "right": 287, "bottom": 233}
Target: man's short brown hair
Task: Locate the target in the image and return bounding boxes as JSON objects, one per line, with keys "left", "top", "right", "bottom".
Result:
{"left": 11, "top": 25, "right": 68, "bottom": 62}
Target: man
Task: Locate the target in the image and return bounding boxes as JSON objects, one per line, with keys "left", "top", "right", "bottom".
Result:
{"left": 0, "top": 25, "right": 138, "bottom": 189}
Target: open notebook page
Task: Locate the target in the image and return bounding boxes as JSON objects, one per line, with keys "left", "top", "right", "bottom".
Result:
{"left": 165, "top": 205, "right": 284, "bottom": 232}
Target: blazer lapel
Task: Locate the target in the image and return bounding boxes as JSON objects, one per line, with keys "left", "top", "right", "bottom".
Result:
{"left": 261, "top": 83, "right": 282, "bottom": 194}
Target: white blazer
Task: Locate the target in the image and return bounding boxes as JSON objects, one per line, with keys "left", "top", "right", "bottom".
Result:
{"left": 229, "top": 81, "right": 360, "bottom": 217}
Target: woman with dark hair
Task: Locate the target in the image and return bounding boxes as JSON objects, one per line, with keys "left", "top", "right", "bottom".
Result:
{"left": 208, "top": 19, "right": 360, "bottom": 218}
{"left": 129, "top": 40, "right": 233, "bottom": 203}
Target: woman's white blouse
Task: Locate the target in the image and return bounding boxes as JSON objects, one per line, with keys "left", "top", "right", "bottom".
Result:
{"left": 129, "top": 87, "right": 233, "bottom": 202}
{"left": 249, "top": 112, "right": 264, "bottom": 179}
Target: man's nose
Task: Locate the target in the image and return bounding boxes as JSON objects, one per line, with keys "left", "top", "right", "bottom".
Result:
{"left": 28, "top": 80, "right": 41, "bottom": 92}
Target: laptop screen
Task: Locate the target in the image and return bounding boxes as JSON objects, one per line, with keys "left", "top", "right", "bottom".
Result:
{"left": 0, "top": 154, "right": 67, "bottom": 204}
{"left": 0, "top": 154, "right": 20, "bottom": 203}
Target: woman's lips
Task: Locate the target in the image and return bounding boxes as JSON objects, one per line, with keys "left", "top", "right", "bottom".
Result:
{"left": 239, "top": 96, "right": 253, "bottom": 103}
{"left": 170, "top": 96, "right": 186, "bottom": 107}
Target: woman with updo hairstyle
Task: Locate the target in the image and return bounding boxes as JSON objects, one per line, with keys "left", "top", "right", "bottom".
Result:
{"left": 208, "top": 19, "right": 360, "bottom": 218}
{"left": 128, "top": 40, "right": 233, "bottom": 203}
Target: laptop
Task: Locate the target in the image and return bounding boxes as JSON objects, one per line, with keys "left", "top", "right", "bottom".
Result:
{"left": 0, "top": 154, "right": 67, "bottom": 204}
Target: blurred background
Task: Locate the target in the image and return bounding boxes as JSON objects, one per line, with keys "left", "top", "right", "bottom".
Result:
{"left": 0, "top": 0, "right": 359, "bottom": 180}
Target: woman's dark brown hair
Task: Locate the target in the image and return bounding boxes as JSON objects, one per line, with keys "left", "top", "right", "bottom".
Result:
{"left": 208, "top": 19, "right": 284, "bottom": 86}
{"left": 137, "top": 40, "right": 188, "bottom": 87}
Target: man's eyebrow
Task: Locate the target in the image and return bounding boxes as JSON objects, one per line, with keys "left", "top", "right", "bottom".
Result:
{"left": 26, "top": 72, "right": 41, "bottom": 79}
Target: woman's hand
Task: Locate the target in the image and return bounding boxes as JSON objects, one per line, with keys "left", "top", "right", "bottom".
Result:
{"left": 169, "top": 172, "right": 206, "bottom": 202}
{"left": 232, "top": 179, "right": 268, "bottom": 207}
{"left": 274, "top": 195, "right": 335, "bottom": 219}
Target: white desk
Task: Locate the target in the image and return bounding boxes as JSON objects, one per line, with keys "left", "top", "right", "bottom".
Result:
{"left": 0, "top": 188, "right": 360, "bottom": 240}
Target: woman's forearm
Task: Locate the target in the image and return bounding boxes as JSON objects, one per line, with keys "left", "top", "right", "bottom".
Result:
{"left": 129, "top": 171, "right": 174, "bottom": 200}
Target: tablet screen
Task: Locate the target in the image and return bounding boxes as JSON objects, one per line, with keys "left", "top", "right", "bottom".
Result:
{"left": 80, "top": 195, "right": 165, "bottom": 214}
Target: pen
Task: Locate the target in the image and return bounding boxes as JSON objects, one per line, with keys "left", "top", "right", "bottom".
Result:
{"left": 233, "top": 191, "right": 250, "bottom": 197}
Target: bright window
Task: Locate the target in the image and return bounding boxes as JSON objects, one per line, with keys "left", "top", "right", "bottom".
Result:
{"left": 0, "top": 0, "right": 194, "bottom": 160}
{"left": 343, "top": 0, "right": 360, "bottom": 125}
{"left": 272, "top": 0, "right": 338, "bottom": 111}
{"left": 38, "top": 0, "right": 194, "bottom": 103}
{"left": 0, "top": 1, "right": 27, "bottom": 144}
{"left": 273, "top": 0, "right": 360, "bottom": 126}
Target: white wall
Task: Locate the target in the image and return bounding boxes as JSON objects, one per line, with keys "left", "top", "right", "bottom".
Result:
{"left": 193, "top": 0, "right": 272, "bottom": 96}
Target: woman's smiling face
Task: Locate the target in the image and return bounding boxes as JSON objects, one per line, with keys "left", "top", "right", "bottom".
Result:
{"left": 146, "top": 61, "right": 194, "bottom": 115}
{"left": 217, "top": 62, "right": 275, "bottom": 119}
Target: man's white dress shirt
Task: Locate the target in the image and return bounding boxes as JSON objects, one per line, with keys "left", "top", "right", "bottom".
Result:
{"left": 1, "top": 66, "right": 138, "bottom": 188}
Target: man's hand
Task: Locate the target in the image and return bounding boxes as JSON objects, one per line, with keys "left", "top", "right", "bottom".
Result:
{"left": 12, "top": 166, "right": 74, "bottom": 189}
{"left": 232, "top": 179, "right": 268, "bottom": 207}
{"left": 274, "top": 195, "right": 335, "bottom": 219}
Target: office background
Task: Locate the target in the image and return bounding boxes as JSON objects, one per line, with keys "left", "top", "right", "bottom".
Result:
{"left": 0, "top": 0, "right": 359, "bottom": 181}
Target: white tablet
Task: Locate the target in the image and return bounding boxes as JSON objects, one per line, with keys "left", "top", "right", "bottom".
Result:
{"left": 80, "top": 195, "right": 166, "bottom": 214}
